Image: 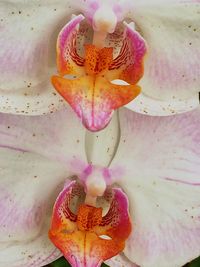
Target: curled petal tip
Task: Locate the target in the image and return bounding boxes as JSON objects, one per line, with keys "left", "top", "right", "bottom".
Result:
{"left": 52, "top": 74, "right": 140, "bottom": 132}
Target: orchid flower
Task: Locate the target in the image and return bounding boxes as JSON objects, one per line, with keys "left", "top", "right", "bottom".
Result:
{"left": 0, "top": 0, "right": 199, "bottom": 118}
{"left": 0, "top": 105, "right": 200, "bottom": 267}
{"left": 51, "top": 12, "right": 146, "bottom": 131}
{"left": 0, "top": 0, "right": 200, "bottom": 267}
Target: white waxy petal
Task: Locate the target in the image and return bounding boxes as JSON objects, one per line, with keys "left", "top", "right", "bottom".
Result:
{"left": 0, "top": 1, "right": 76, "bottom": 115}
{"left": 126, "top": 92, "right": 199, "bottom": 116}
{"left": 0, "top": 106, "right": 87, "bottom": 266}
{"left": 0, "top": 106, "right": 86, "bottom": 167}
{"left": 85, "top": 111, "right": 120, "bottom": 167}
{"left": 0, "top": 148, "right": 65, "bottom": 267}
{"left": 127, "top": 1, "right": 200, "bottom": 114}
{"left": 111, "top": 107, "right": 200, "bottom": 267}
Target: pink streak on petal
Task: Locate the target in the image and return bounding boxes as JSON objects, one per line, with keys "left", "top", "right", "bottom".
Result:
{"left": 164, "top": 177, "right": 200, "bottom": 186}
{"left": 147, "top": 48, "right": 200, "bottom": 89}
{"left": 0, "top": 189, "right": 46, "bottom": 241}
{"left": 57, "top": 14, "right": 85, "bottom": 75}
{"left": 126, "top": 22, "right": 147, "bottom": 66}
{"left": 109, "top": 22, "right": 147, "bottom": 85}
{"left": 111, "top": 108, "right": 200, "bottom": 267}
{"left": 0, "top": 144, "right": 28, "bottom": 153}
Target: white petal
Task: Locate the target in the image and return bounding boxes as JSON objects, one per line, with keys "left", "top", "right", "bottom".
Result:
{"left": 0, "top": 148, "right": 67, "bottom": 267}
{"left": 0, "top": 1, "right": 77, "bottom": 115}
{"left": 111, "top": 107, "right": 200, "bottom": 267}
{"left": 85, "top": 111, "right": 120, "bottom": 167}
{"left": 127, "top": 1, "right": 200, "bottom": 114}
{"left": 0, "top": 106, "right": 86, "bottom": 167}
{"left": 105, "top": 253, "right": 138, "bottom": 267}
{"left": 132, "top": 0, "right": 200, "bottom": 5}
{"left": 0, "top": 105, "right": 88, "bottom": 266}
{"left": 126, "top": 92, "right": 199, "bottom": 116}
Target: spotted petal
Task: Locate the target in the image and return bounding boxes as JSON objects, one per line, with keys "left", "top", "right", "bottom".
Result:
{"left": 0, "top": 0, "right": 79, "bottom": 115}
{"left": 126, "top": 0, "right": 200, "bottom": 115}
{"left": 0, "top": 107, "right": 86, "bottom": 267}
{"left": 49, "top": 181, "right": 131, "bottom": 267}
{"left": 111, "top": 107, "right": 200, "bottom": 267}
{"left": 2, "top": 1, "right": 199, "bottom": 117}
{"left": 0, "top": 106, "right": 86, "bottom": 166}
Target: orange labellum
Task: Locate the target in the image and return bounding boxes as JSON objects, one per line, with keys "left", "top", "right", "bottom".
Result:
{"left": 49, "top": 181, "right": 132, "bottom": 267}
{"left": 52, "top": 15, "right": 147, "bottom": 131}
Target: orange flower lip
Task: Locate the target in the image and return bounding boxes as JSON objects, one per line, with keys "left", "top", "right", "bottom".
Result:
{"left": 77, "top": 204, "right": 102, "bottom": 231}
{"left": 51, "top": 14, "right": 147, "bottom": 131}
{"left": 49, "top": 181, "right": 132, "bottom": 267}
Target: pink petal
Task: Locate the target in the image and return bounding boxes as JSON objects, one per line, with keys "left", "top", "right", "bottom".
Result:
{"left": 110, "top": 107, "right": 200, "bottom": 267}
{"left": 109, "top": 22, "right": 147, "bottom": 85}
{"left": 0, "top": 105, "right": 89, "bottom": 266}
{"left": 0, "top": 148, "right": 65, "bottom": 267}
{"left": 127, "top": 1, "right": 200, "bottom": 114}
{"left": 56, "top": 14, "right": 85, "bottom": 75}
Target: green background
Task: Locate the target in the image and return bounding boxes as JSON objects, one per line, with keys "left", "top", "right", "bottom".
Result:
{"left": 45, "top": 256, "right": 200, "bottom": 267}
